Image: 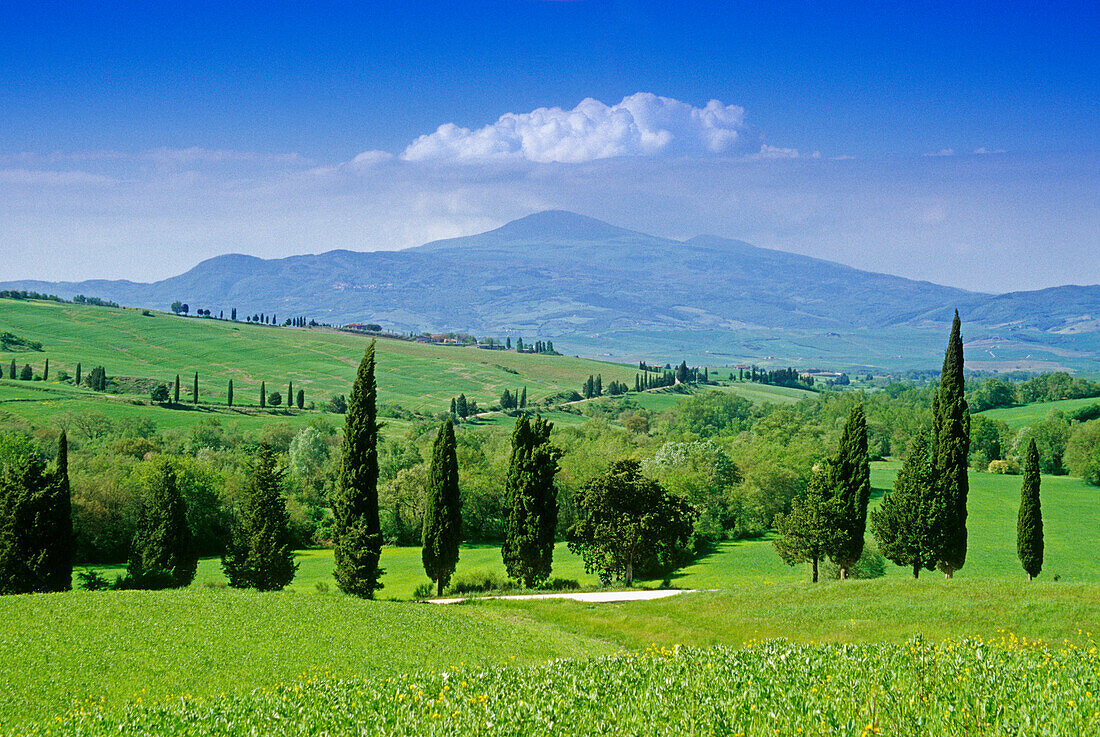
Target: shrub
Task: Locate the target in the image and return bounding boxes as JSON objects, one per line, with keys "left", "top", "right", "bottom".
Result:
{"left": 988, "top": 459, "right": 1021, "bottom": 475}
{"left": 823, "top": 541, "right": 886, "bottom": 580}
{"left": 446, "top": 570, "right": 509, "bottom": 595}
{"left": 150, "top": 384, "right": 170, "bottom": 403}
{"left": 76, "top": 569, "right": 111, "bottom": 591}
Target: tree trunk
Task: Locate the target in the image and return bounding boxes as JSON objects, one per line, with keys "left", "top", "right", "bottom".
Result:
{"left": 811, "top": 555, "right": 819, "bottom": 583}
{"left": 839, "top": 566, "right": 848, "bottom": 580}
{"left": 437, "top": 579, "right": 444, "bottom": 596}
{"left": 944, "top": 571, "right": 953, "bottom": 580}
{"left": 1027, "top": 573, "right": 1033, "bottom": 581}
{"left": 913, "top": 559, "right": 920, "bottom": 579}
{"left": 625, "top": 560, "right": 633, "bottom": 587}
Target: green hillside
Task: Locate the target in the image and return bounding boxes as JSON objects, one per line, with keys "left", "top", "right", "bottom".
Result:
{"left": 979, "top": 396, "right": 1100, "bottom": 427}
{"left": 0, "top": 297, "right": 639, "bottom": 421}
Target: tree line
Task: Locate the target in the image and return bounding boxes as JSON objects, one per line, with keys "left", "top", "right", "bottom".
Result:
{"left": 773, "top": 312, "right": 1044, "bottom": 581}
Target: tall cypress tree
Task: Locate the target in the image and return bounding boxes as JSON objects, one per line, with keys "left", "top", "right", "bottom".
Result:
{"left": 75, "top": 362, "right": 81, "bottom": 386}
{"left": 422, "top": 420, "right": 461, "bottom": 596}
{"left": 288, "top": 382, "right": 293, "bottom": 410}
{"left": 502, "top": 415, "right": 562, "bottom": 587}
{"left": 43, "top": 358, "right": 48, "bottom": 381}
{"left": 260, "top": 381, "right": 266, "bottom": 408}
{"left": 933, "top": 310, "right": 970, "bottom": 578}
{"left": 520, "top": 386, "right": 527, "bottom": 408}
{"left": 222, "top": 446, "right": 298, "bottom": 590}
{"left": 829, "top": 404, "right": 872, "bottom": 579}
{"left": 871, "top": 433, "right": 949, "bottom": 579}
{"left": 450, "top": 397, "right": 457, "bottom": 417}
{"left": 193, "top": 372, "right": 199, "bottom": 405}
{"left": 296, "top": 389, "right": 304, "bottom": 409}
{"left": 227, "top": 379, "right": 233, "bottom": 407}
{"left": 8, "top": 359, "right": 14, "bottom": 379}
{"left": 127, "top": 457, "right": 197, "bottom": 589}
{"left": 0, "top": 432, "right": 72, "bottom": 593}
{"left": 37, "top": 431, "right": 72, "bottom": 591}
{"left": 333, "top": 340, "right": 383, "bottom": 598}
{"left": 174, "top": 374, "right": 180, "bottom": 404}
{"left": 1017, "top": 438, "right": 1044, "bottom": 580}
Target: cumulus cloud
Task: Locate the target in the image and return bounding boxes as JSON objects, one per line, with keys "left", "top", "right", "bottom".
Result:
{"left": 924, "top": 148, "right": 956, "bottom": 157}
{"left": 400, "top": 93, "right": 765, "bottom": 163}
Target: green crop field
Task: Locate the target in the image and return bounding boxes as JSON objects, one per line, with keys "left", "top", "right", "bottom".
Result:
{"left": 0, "top": 298, "right": 637, "bottom": 419}
{"left": 44, "top": 637, "right": 1100, "bottom": 736}
{"left": 979, "top": 396, "right": 1100, "bottom": 426}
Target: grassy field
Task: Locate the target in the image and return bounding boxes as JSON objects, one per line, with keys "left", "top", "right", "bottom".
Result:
{"left": 0, "top": 298, "right": 637, "bottom": 419}
{"left": 0, "top": 588, "right": 614, "bottom": 729}
{"left": 979, "top": 396, "right": 1100, "bottom": 426}
{"left": 46, "top": 637, "right": 1100, "bottom": 736}
{"left": 78, "top": 542, "right": 603, "bottom": 599}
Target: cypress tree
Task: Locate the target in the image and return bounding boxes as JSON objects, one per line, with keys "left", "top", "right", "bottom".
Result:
{"left": 773, "top": 464, "right": 847, "bottom": 583}
{"left": 126, "top": 457, "right": 197, "bottom": 589}
{"left": 35, "top": 431, "right": 72, "bottom": 591}
{"left": 1017, "top": 438, "right": 1044, "bottom": 580}
{"left": 421, "top": 420, "right": 461, "bottom": 596}
{"left": 288, "top": 382, "right": 293, "bottom": 409}
{"left": 174, "top": 374, "right": 180, "bottom": 404}
{"left": 75, "top": 363, "right": 81, "bottom": 386}
{"left": 227, "top": 379, "right": 233, "bottom": 407}
{"left": 260, "top": 382, "right": 266, "bottom": 408}
{"left": 871, "top": 433, "right": 949, "bottom": 578}
{"left": 7, "top": 359, "right": 14, "bottom": 379}
{"left": 502, "top": 415, "right": 562, "bottom": 587}
{"left": 933, "top": 310, "right": 971, "bottom": 578}
{"left": 193, "top": 372, "right": 199, "bottom": 404}
{"left": 296, "top": 389, "right": 304, "bottom": 409}
{"left": 456, "top": 393, "right": 468, "bottom": 419}
{"left": 450, "top": 397, "right": 457, "bottom": 416}
{"left": 520, "top": 386, "right": 527, "bottom": 408}
{"left": 19, "top": 364, "right": 32, "bottom": 381}
{"left": 0, "top": 432, "right": 72, "bottom": 593}
{"left": 829, "top": 404, "right": 872, "bottom": 579}
{"left": 595, "top": 374, "right": 602, "bottom": 396}
{"left": 332, "top": 340, "right": 383, "bottom": 598}
{"left": 43, "top": 358, "right": 48, "bottom": 381}
{"left": 222, "top": 446, "right": 298, "bottom": 590}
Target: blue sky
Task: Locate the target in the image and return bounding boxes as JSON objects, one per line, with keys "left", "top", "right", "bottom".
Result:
{"left": 0, "top": 0, "right": 1097, "bottom": 289}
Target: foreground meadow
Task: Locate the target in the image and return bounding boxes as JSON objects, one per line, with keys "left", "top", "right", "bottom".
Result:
{"left": 44, "top": 637, "right": 1100, "bottom": 736}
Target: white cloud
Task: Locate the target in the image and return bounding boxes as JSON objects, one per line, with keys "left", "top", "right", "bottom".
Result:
{"left": 974, "top": 147, "right": 1006, "bottom": 155}
{"left": 399, "top": 93, "right": 764, "bottom": 163}
{"left": 924, "top": 148, "right": 956, "bottom": 157}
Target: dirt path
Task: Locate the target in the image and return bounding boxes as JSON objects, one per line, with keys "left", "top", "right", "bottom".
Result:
{"left": 425, "top": 589, "right": 695, "bottom": 605}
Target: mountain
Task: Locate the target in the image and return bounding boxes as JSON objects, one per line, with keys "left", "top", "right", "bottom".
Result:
{"left": 4, "top": 211, "right": 1098, "bottom": 370}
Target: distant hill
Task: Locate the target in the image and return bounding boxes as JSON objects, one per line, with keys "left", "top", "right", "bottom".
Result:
{"left": 4, "top": 210, "right": 1098, "bottom": 370}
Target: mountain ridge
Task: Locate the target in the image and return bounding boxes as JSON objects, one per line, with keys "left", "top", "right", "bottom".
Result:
{"left": 2, "top": 211, "right": 1097, "bottom": 369}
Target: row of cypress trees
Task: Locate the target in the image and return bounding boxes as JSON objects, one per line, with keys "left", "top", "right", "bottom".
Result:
{"left": 332, "top": 340, "right": 563, "bottom": 599}
{"left": 775, "top": 312, "right": 1043, "bottom": 582}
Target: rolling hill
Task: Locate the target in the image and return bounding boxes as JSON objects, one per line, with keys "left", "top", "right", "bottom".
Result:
{"left": 4, "top": 210, "right": 1098, "bottom": 370}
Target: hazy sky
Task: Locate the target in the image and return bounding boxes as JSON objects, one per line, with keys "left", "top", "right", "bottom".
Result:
{"left": 1, "top": 1, "right": 1097, "bottom": 292}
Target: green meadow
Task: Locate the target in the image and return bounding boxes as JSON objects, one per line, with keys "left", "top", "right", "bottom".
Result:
{"left": 979, "top": 395, "right": 1100, "bottom": 426}
{"left": 0, "top": 298, "right": 638, "bottom": 416}
{"left": 3, "top": 296, "right": 1100, "bottom": 734}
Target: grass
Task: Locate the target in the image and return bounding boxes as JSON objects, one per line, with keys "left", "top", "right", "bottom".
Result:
{"left": 979, "top": 396, "right": 1100, "bottom": 426}
{"left": 490, "top": 580, "right": 1100, "bottom": 652}
{"left": 0, "top": 298, "right": 637, "bottom": 420}
{"left": 0, "top": 588, "right": 614, "bottom": 730}
{"left": 78, "top": 542, "right": 602, "bottom": 600}
{"left": 41, "top": 635, "right": 1100, "bottom": 736}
